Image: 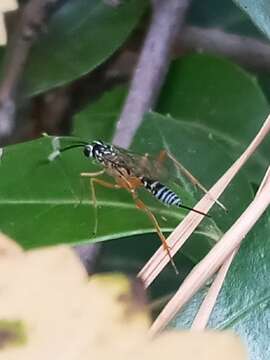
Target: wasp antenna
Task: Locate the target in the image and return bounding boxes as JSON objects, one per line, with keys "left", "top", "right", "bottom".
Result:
{"left": 180, "top": 204, "right": 211, "bottom": 218}
{"left": 48, "top": 141, "right": 88, "bottom": 162}
{"left": 59, "top": 143, "right": 86, "bottom": 153}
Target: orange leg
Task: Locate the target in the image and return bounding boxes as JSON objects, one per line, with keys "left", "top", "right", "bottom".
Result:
{"left": 79, "top": 170, "right": 105, "bottom": 207}
{"left": 156, "top": 149, "right": 227, "bottom": 212}
{"left": 81, "top": 171, "right": 120, "bottom": 234}
{"left": 130, "top": 189, "right": 179, "bottom": 275}
{"left": 116, "top": 175, "right": 178, "bottom": 274}
{"left": 156, "top": 149, "right": 167, "bottom": 164}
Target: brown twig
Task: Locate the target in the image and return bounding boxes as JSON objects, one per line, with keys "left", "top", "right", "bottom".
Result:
{"left": 138, "top": 114, "right": 270, "bottom": 288}
{"left": 180, "top": 26, "right": 270, "bottom": 72}
{"left": 0, "top": 0, "right": 64, "bottom": 140}
{"left": 108, "top": 27, "right": 270, "bottom": 88}
{"left": 113, "top": 0, "right": 191, "bottom": 148}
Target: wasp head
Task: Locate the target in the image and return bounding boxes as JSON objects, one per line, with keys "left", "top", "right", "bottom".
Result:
{"left": 84, "top": 140, "right": 115, "bottom": 162}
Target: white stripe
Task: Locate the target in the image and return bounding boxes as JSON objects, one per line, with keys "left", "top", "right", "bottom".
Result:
{"left": 172, "top": 197, "right": 181, "bottom": 206}
{"left": 167, "top": 194, "right": 177, "bottom": 205}
{"left": 165, "top": 192, "right": 176, "bottom": 204}
{"left": 161, "top": 189, "right": 172, "bottom": 202}
{"left": 156, "top": 186, "right": 167, "bottom": 198}
{"left": 150, "top": 181, "right": 159, "bottom": 190}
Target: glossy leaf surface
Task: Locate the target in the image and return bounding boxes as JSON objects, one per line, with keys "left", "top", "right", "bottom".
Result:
{"left": 157, "top": 55, "right": 269, "bottom": 182}
{"left": 73, "top": 86, "right": 126, "bottom": 141}
{"left": 22, "top": 0, "right": 146, "bottom": 96}
{"left": 0, "top": 131, "right": 221, "bottom": 252}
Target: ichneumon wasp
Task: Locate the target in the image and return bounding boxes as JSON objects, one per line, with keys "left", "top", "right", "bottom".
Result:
{"left": 49, "top": 138, "right": 225, "bottom": 274}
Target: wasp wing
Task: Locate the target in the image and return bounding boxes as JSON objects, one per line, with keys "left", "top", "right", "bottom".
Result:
{"left": 112, "top": 146, "right": 169, "bottom": 181}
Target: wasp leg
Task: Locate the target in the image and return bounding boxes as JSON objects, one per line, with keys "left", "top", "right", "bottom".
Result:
{"left": 81, "top": 170, "right": 106, "bottom": 177}
{"left": 80, "top": 170, "right": 106, "bottom": 209}
{"left": 130, "top": 190, "right": 179, "bottom": 275}
{"left": 157, "top": 149, "right": 227, "bottom": 212}
{"left": 91, "top": 178, "right": 121, "bottom": 234}
{"left": 156, "top": 149, "right": 167, "bottom": 164}
{"left": 79, "top": 170, "right": 105, "bottom": 208}
{"left": 81, "top": 172, "right": 120, "bottom": 235}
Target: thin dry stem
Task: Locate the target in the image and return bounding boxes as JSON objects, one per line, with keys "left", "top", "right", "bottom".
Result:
{"left": 150, "top": 175, "right": 270, "bottom": 335}
{"left": 167, "top": 150, "right": 226, "bottom": 211}
{"left": 257, "top": 166, "right": 270, "bottom": 194}
{"left": 138, "top": 115, "right": 270, "bottom": 287}
{"left": 191, "top": 166, "right": 270, "bottom": 330}
{"left": 191, "top": 249, "right": 238, "bottom": 330}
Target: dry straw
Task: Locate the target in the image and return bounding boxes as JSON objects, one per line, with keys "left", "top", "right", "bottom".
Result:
{"left": 191, "top": 166, "right": 270, "bottom": 330}
{"left": 137, "top": 114, "right": 270, "bottom": 334}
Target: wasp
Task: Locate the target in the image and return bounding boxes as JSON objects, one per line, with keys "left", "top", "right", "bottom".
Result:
{"left": 50, "top": 139, "right": 224, "bottom": 273}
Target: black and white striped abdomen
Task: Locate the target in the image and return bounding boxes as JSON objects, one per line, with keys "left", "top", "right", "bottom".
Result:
{"left": 141, "top": 177, "right": 182, "bottom": 207}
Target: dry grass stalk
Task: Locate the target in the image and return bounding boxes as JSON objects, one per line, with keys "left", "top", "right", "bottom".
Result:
{"left": 191, "top": 248, "right": 238, "bottom": 330}
{"left": 191, "top": 166, "right": 270, "bottom": 330}
{"left": 138, "top": 114, "right": 270, "bottom": 288}
{"left": 149, "top": 167, "right": 270, "bottom": 335}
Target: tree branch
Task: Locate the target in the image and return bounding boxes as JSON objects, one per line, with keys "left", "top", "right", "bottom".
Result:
{"left": 113, "top": 0, "right": 191, "bottom": 148}
{"left": 108, "top": 27, "right": 270, "bottom": 84}
{"left": 0, "top": 0, "right": 64, "bottom": 140}
{"left": 180, "top": 26, "right": 270, "bottom": 72}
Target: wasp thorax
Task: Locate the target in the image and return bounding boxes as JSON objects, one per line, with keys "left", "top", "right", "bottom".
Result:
{"left": 83, "top": 140, "right": 116, "bottom": 162}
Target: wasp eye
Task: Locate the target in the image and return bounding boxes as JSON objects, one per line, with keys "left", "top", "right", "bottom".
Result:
{"left": 84, "top": 145, "right": 93, "bottom": 157}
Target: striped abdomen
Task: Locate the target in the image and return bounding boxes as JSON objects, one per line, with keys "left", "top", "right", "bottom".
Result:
{"left": 141, "top": 177, "right": 182, "bottom": 207}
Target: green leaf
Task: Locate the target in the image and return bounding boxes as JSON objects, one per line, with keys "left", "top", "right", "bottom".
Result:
{"left": 73, "top": 86, "right": 126, "bottom": 141}
{"left": 171, "top": 210, "right": 270, "bottom": 360}
{"left": 132, "top": 112, "right": 253, "bottom": 232}
{"left": 0, "top": 133, "right": 220, "bottom": 251}
{"left": 157, "top": 54, "right": 270, "bottom": 182}
{"left": 233, "top": 0, "right": 270, "bottom": 39}
{"left": 22, "top": 0, "right": 147, "bottom": 96}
